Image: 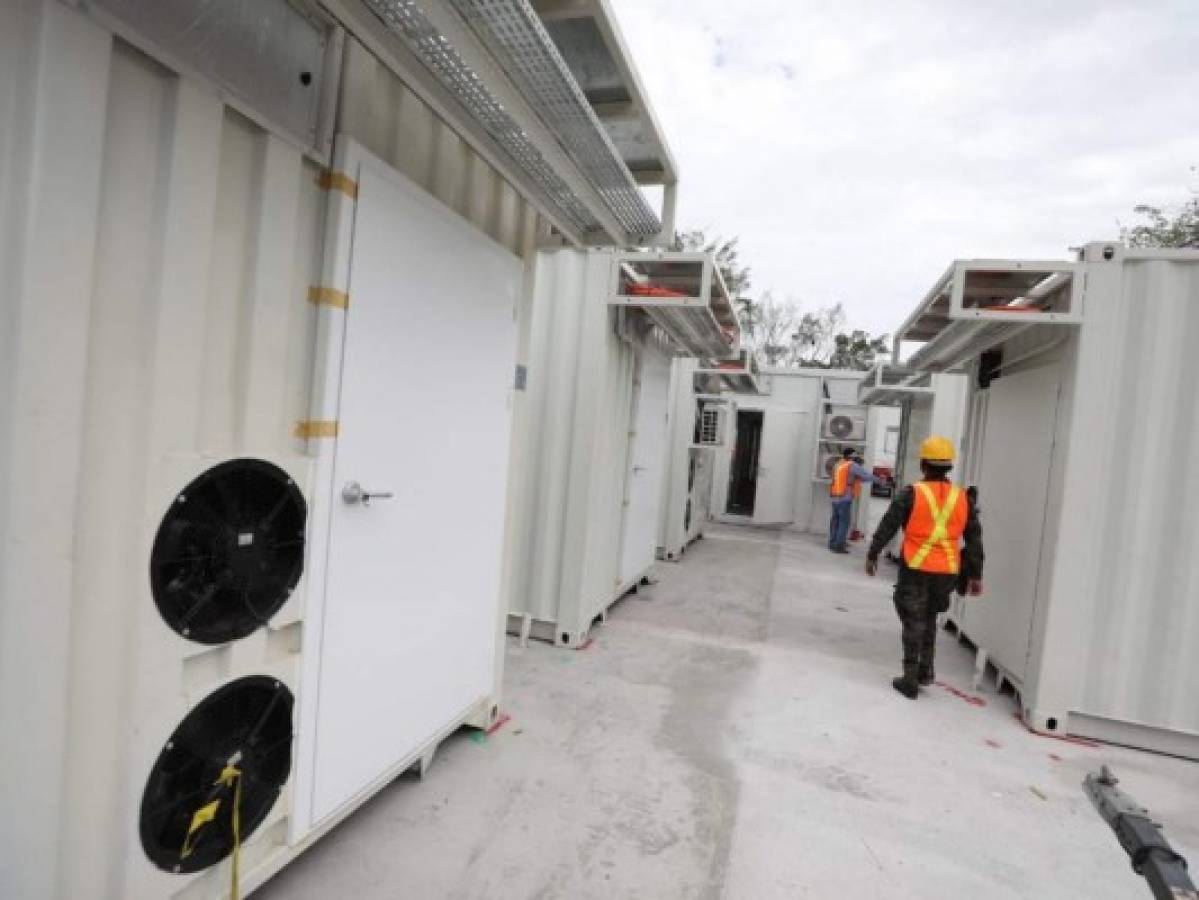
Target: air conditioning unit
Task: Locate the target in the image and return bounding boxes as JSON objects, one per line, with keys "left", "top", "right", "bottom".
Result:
{"left": 821, "top": 451, "right": 842, "bottom": 480}
{"left": 823, "top": 406, "right": 867, "bottom": 442}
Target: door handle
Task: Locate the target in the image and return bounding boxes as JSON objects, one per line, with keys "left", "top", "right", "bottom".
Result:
{"left": 342, "top": 481, "right": 394, "bottom": 507}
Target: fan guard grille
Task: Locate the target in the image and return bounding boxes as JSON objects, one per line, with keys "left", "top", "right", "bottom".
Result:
{"left": 150, "top": 459, "right": 306, "bottom": 644}
{"left": 139, "top": 676, "right": 294, "bottom": 873}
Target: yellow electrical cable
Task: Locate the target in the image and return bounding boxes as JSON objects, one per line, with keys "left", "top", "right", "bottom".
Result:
{"left": 180, "top": 764, "right": 243, "bottom": 900}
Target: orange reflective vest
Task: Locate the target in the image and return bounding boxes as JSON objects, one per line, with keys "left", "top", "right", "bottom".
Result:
{"left": 830, "top": 460, "right": 852, "bottom": 498}
{"left": 902, "top": 481, "right": 968, "bottom": 574}
{"left": 830, "top": 460, "right": 863, "bottom": 500}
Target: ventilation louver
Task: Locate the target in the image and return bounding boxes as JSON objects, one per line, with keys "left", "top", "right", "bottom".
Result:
{"left": 139, "top": 677, "right": 294, "bottom": 873}
{"left": 696, "top": 405, "right": 725, "bottom": 447}
{"left": 150, "top": 459, "right": 306, "bottom": 644}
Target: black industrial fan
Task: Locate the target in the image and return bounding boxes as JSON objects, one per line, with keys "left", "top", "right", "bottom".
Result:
{"left": 139, "top": 676, "right": 294, "bottom": 873}
{"left": 150, "top": 459, "right": 306, "bottom": 644}
{"left": 827, "top": 414, "right": 857, "bottom": 440}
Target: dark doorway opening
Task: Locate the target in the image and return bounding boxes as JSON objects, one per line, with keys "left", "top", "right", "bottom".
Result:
{"left": 727, "top": 410, "right": 763, "bottom": 516}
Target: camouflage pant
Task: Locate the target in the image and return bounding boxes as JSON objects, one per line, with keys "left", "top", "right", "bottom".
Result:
{"left": 893, "top": 566, "right": 957, "bottom": 676}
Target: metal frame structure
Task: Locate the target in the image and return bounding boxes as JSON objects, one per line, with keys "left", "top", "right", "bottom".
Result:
{"left": 698, "top": 350, "right": 767, "bottom": 395}
{"left": 857, "top": 363, "right": 937, "bottom": 406}
{"left": 893, "top": 259, "right": 1083, "bottom": 372}
{"left": 607, "top": 250, "right": 740, "bottom": 359}
{"left": 320, "top": 0, "right": 674, "bottom": 246}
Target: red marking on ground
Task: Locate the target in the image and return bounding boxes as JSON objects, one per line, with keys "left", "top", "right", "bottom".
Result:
{"left": 984, "top": 739, "right": 1002, "bottom": 749}
{"left": 936, "top": 680, "right": 986, "bottom": 707}
{"left": 1049, "top": 753, "right": 1063, "bottom": 762}
{"left": 485, "top": 713, "right": 512, "bottom": 736}
{"left": 1011, "top": 713, "right": 1101, "bottom": 748}
{"left": 577, "top": 637, "right": 595, "bottom": 651}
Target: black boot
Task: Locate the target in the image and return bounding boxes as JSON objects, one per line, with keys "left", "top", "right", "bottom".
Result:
{"left": 917, "top": 666, "right": 935, "bottom": 686}
{"left": 892, "top": 664, "right": 919, "bottom": 699}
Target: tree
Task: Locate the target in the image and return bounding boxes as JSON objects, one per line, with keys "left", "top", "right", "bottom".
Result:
{"left": 753, "top": 292, "right": 800, "bottom": 366}
{"left": 671, "top": 230, "right": 752, "bottom": 300}
{"left": 669, "top": 228, "right": 890, "bottom": 370}
{"left": 1121, "top": 173, "right": 1199, "bottom": 248}
{"left": 827, "top": 330, "right": 891, "bottom": 370}
{"left": 789, "top": 303, "right": 847, "bottom": 366}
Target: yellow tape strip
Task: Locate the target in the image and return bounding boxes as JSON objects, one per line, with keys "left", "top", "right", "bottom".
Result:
{"left": 317, "top": 169, "right": 358, "bottom": 199}
{"left": 307, "top": 286, "right": 349, "bottom": 309}
{"left": 294, "top": 419, "right": 338, "bottom": 439}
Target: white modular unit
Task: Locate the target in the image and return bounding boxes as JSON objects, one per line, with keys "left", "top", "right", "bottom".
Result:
{"left": 0, "top": 3, "right": 560, "bottom": 898}
{"left": 506, "top": 249, "right": 677, "bottom": 647}
{"left": 896, "top": 244, "right": 1199, "bottom": 758}
{"left": 710, "top": 370, "right": 870, "bottom": 532}
{"left": 658, "top": 359, "right": 715, "bottom": 561}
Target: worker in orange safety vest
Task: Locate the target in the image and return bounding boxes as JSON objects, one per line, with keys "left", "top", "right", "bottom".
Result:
{"left": 828, "top": 447, "right": 876, "bottom": 553}
{"left": 864, "top": 436, "right": 985, "bottom": 698}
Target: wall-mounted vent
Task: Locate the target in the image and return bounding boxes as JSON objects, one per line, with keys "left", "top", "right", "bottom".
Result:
{"left": 139, "top": 677, "right": 294, "bottom": 873}
{"left": 150, "top": 459, "right": 306, "bottom": 644}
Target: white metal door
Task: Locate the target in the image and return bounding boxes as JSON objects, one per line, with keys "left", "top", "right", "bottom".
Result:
{"left": 312, "top": 161, "right": 519, "bottom": 822}
{"left": 966, "top": 365, "right": 1061, "bottom": 682}
{"left": 619, "top": 351, "right": 671, "bottom": 585}
{"left": 753, "top": 410, "right": 803, "bottom": 524}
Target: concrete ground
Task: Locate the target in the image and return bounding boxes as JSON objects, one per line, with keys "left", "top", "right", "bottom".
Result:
{"left": 258, "top": 524, "right": 1199, "bottom": 899}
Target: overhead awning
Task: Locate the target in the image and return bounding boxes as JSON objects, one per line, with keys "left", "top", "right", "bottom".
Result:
{"left": 857, "top": 364, "right": 935, "bottom": 406}
{"left": 895, "top": 259, "right": 1083, "bottom": 372}
{"left": 338, "top": 0, "right": 670, "bottom": 245}
{"left": 608, "top": 251, "right": 741, "bottom": 360}
{"left": 698, "top": 351, "right": 767, "bottom": 395}
{"left": 532, "top": 0, "right": 678, "bottom": 190}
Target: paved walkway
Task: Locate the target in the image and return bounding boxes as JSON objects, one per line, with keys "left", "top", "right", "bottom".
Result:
{"left": 259, "top": 524, "right": 1199, "bottom": 899}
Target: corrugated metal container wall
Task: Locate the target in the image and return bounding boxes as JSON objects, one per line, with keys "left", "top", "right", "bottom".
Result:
{"left": 0, "top": 7, "right": 324, "bottom": 896}
{"left": 0, "top": 10, "right": 547, "bottom": 898}
{"left": 952, "top": 245, "right": 1199, "bottom": 757}
{"left": 506, "top": 249, "right": 639, "bottom": 646}
{"left": 1028, "top": 247, "right": 1199, "bottom": 755}
{"left": 335, "top": 38, "right": 542, "bottom": 261}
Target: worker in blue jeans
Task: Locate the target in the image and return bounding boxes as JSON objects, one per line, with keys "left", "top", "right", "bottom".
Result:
{"left": 828, "top": 448, "right": 876, "bottom": 553}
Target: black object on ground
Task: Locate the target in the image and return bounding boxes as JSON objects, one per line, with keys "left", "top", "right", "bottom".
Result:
{"left": 1083, "top": 765, "right": 1197, "bottom": 899}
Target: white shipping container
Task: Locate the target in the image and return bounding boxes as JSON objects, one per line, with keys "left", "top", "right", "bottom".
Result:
{"left": 0, "top": 4, "right": 551, "bottom": 898}
{"left": 900, "top": 244, "right": 1199, "bottom": 758}
{"left": 506, "top": 248, "right": 675, "bottom": 647}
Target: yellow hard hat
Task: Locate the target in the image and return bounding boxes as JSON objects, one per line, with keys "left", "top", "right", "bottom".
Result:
{"left": 919, "top": 435, "right": 956, "bottom": 464}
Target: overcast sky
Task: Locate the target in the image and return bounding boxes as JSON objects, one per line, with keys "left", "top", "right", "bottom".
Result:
{"left": 612, "top": 0, "right": 1199, "bottom": 337}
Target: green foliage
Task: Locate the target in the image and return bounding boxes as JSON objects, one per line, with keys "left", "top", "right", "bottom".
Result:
{"left": 1121, "top": 199, "right": 1199, "bottom": 249}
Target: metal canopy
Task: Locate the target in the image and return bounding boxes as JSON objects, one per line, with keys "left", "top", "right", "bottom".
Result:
{"left": 356, "top": 0, "right": 662, "bottom": 242}
{"left": 532, "top": 0, "right": 678, "bottom": 188}
{"left": 857, "top": 364, "right": 935, "bottom": 406}
{"left": 608, "top": 251, "right": 740, "bottom": 360}
{"left": 698, "top": 351, "right": 766, "bottom": 395}
{"left": 895, "top": 259, "right": 1083, "bottom": 372}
